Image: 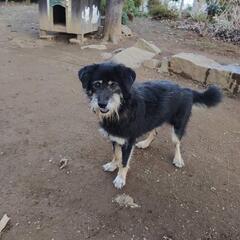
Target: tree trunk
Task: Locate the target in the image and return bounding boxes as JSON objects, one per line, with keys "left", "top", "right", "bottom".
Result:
{"left": 104, "top": 0, "right": 124, "bottom": 44}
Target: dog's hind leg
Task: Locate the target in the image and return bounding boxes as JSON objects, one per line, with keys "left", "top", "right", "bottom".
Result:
{"left": 170, "top": 101, "right": 192, "bottom": 168}
{"left": 103, "top": 142, "right": 120, "bottom": 172}
{"left": 136, "top": 129, "right": 157, "bottom": 149}
{"left": 171, "top": 127, "right": 185, "bottom": 168}
{"left": 113, "top": 140, "right": 135, "bottom": 189}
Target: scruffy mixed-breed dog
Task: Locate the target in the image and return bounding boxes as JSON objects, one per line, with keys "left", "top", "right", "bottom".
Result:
{"left": 78, "top": 62, "right": 222, "bottom": 189}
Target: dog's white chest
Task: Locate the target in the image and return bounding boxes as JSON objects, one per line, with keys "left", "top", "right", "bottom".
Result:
{"left": 99, "top": 128, "right": 126, "bottom": 145}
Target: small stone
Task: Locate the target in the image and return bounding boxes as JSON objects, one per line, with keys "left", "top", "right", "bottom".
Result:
{"left": 211, "top": 186, "right": 216, "bottom": 191}
{"left": 0, "top": 214, "right": 10, "bottom": 233}
{"left": 162, "top": 236, "right": 173, "bottom": 240}
{"left": 69, "top": 38, "right": 82, "bottom": 44}
{"left": 81, "top": 44, "right": 107, "bottom": 50}
{"left": 39, "top": 35, "right": 55, "bottom": 40}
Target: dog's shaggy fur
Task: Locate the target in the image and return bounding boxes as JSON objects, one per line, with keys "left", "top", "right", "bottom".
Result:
{"left": 78, "top": 62, "right": 222, "bottom": 189}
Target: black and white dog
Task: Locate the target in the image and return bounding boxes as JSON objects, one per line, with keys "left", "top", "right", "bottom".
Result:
{"left": 78, "top": 62, "right": 222, "bottom": 189}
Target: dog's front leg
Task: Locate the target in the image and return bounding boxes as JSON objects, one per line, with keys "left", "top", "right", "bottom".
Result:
{"left": 103, "top": 142, "right": 120, "bottom": 172}
{"left": 113, "top": 140, "right": 135, "bottom": 189}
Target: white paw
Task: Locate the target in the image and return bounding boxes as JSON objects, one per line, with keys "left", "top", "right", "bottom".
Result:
{"left": 113, "top": 175, "right": 126, "bottom": 189}
{"left": 136, "top": 141, "right": 149, "bottom": 149}
{"left": 173, "top": 158, "right": 185, "bottom": 168}
{"left": 103, "top": 162, "right": 117, "bottom": 172}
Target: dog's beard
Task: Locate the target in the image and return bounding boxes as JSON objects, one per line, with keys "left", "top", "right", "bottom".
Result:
{"left": 90, "top": 93, "right": 121, "bottom": 120}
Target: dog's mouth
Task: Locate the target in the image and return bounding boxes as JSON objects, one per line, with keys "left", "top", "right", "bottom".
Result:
{"left": 99, "top": 108, "right": 109, "bottom": 114}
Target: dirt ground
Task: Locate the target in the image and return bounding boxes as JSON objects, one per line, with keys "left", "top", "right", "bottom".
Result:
{"left": 0, "top": 4, "right": 240, "bottom": 240}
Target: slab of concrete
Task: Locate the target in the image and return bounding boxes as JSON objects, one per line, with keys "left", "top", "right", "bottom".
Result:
{"left": 134, "top": 38, "right": 161, "bottom": 54}
{"left": 111, "top": 39, "right": 161, "bottom": 69}
{"left": 81, "top": 44, "right": 107, "bottom": 50}
{"left": 143, "top": 59, "right": 161, "bottom": 69}
{"left": 112, "top": 47, "right": 155, "bottom": 69}
{"left": 169, "top": 53, "right": 240, "bottom": 95}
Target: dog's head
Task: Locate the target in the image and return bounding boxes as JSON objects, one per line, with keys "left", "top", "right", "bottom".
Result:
{"left": 78, "top": 62, "right": 136, "bottom": 119}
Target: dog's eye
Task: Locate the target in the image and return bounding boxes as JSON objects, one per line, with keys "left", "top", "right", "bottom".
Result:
{"left": 109, "top": 82, "right": 117, "bottom": 88}
{"left": 93, "top": 82, "right": 101, "bottom": 88}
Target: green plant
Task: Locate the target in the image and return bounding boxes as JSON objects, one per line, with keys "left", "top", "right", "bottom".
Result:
{"left": 122, "top": 11, "right": 129, "bottom": 25}
{"left": 122, "top": 0, "right": 144, "bottom": 24}
{"left": 100, "top": 0, "right": 106, "bottom": 15}
{"left": 149, "top": 3, "right": 177, "bottom": 19}
{"left": 100, "top": 0, "right": 144, "bottom": 24}
{"left": 207, "top": 3, "right": 223, "bottom": 18}
{"left": 123, "top": 0, "right": 138, "bottom": 16}
{"left": 148, "top": 0, "right": 159, "bottom": 7}
{"left": 191, "top": 13, "right": 208, "bottom": 22}
{"left": 133, "top": 0, "right": 142, "bottom": 8}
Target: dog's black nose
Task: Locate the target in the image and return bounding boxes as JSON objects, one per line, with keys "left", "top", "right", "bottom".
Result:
{"left": 98, "top": 103, "right": 107, "bottom": 109}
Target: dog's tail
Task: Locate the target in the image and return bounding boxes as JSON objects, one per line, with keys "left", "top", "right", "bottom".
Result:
{"left": 192, "top": 85, "right": 222, "bottom": 108}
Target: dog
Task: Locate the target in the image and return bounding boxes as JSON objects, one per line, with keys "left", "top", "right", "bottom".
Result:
{"left": 78, "top": 62, "right": 222, "bottom": 189}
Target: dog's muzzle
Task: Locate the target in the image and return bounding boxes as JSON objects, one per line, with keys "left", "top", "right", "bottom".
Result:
{"left": 98, "top": 103, "right": 109, "bottom": 113}
{"left": 99, "top": 108, "right": 109, "bottom": 113}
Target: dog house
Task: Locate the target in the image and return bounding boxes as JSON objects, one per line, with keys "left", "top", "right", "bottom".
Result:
{"left": 39, "top": 0, "right": 100, "bottom": 40}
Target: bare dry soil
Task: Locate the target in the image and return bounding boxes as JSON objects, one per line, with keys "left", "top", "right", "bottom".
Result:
{"left": 0, "top": 4, "right": 240, "bottom": 240}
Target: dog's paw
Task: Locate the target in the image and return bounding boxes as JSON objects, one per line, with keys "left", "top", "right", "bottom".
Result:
{"left": 103, "top": 162, "right": 117, "bottom": 172}
{"left": 113, "top": 175, "right": 126, "bottom": 189}
{"left": 173, "top": 157, "right": 185, "bottom": 168}
{"left": 136, "top": 141, "right": 149, "bottom": 149}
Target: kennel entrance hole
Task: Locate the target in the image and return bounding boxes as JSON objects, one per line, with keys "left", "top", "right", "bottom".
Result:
{"left": 53, "top": 5, "right": 66, "bottom": 25}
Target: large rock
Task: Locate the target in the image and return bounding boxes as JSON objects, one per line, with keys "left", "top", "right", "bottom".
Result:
{"left": 143, "top": 59, "right": 161, "bottom": 69}
{"left": 111, "top": 39, "right": 161, "bottom": 69}
{"left": 134, "top": 38, "right": 161, "bottom": 54}
{"left": 169, "top": 53, "right": 240, "bottom": 95}
{"left": 112, "top": 47, "right": 155, "bottom": 69}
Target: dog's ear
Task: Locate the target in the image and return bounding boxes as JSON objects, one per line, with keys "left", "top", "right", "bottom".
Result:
{"left": 78, "top": 64, "right": 98, "bottom": 89}
{"left": 114, "top": 64, "right": 136, "bottom": 94}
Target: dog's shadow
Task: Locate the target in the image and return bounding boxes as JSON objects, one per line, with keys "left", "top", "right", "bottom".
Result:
{"left": 134, "top": 141, "right": 174, "bottom": 167}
